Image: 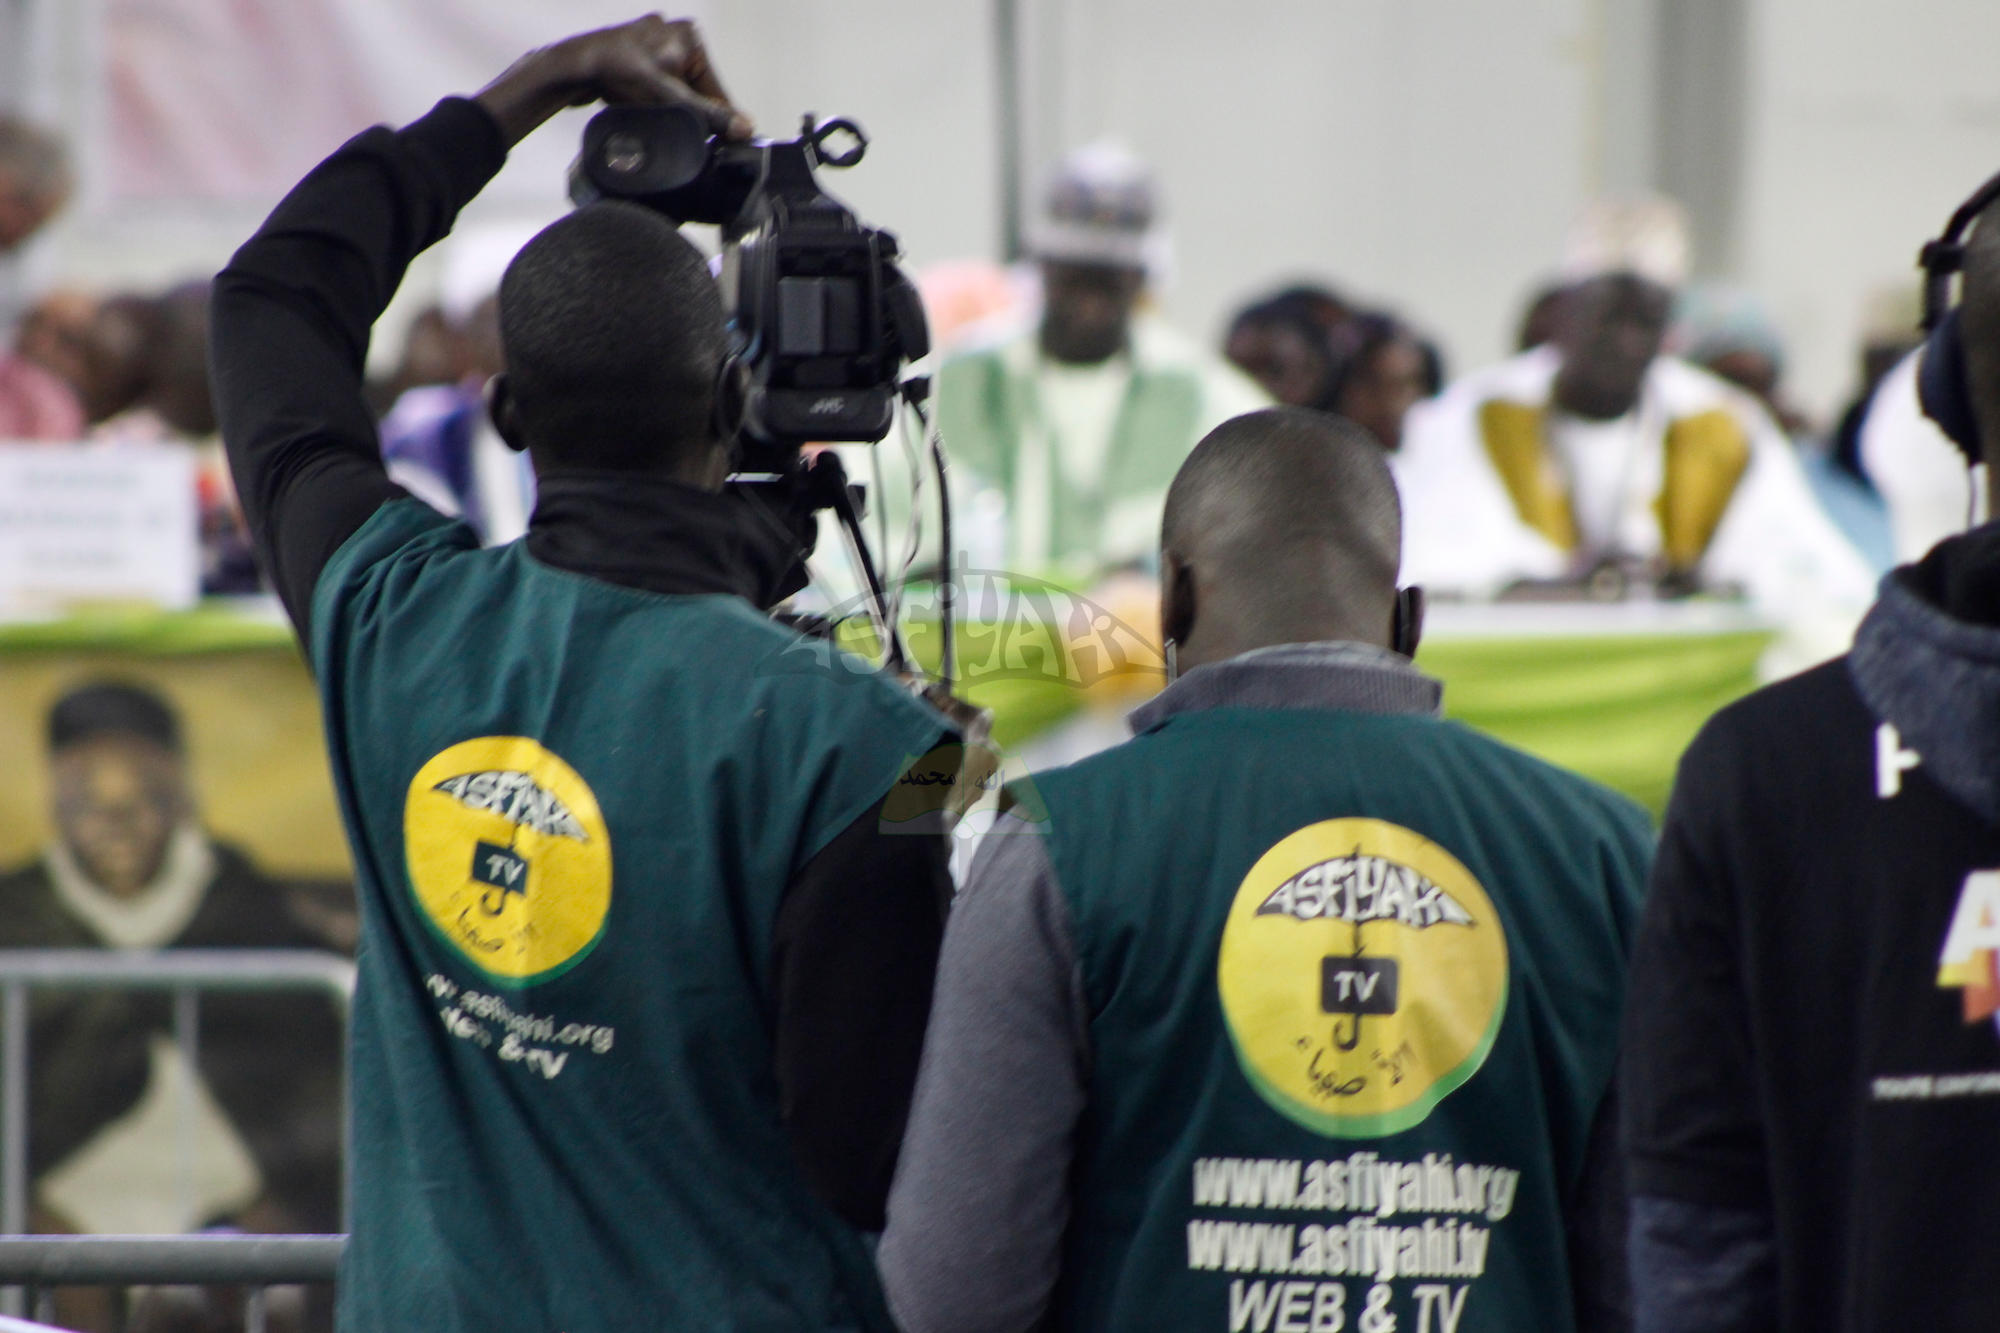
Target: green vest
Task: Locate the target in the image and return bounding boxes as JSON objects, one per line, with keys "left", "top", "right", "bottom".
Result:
{"left": 309, "top": 500, "right": 949, "bottom": 1332}
{"left": 1032, "top": 706, "right": 1649, "bottom": 1332}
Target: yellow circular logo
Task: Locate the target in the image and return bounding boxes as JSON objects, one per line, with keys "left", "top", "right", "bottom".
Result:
{"left": 404, "top": 737, "right": 612, "bottom": 984}
{"left": 1217, "top": 818, "right": 1508, "bottom": 1138}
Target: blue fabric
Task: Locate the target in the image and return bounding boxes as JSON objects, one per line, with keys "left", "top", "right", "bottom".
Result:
{"left": 380, "top": 385, "right": 481, "bottom": 525}
{"left": 1799, "top": 449, "right": 1894, "bottom": 575}
{"left": 379, "top": 382, "right": 536, "bottom": 542}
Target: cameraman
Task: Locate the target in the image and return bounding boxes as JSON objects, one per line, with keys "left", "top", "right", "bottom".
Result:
{"left": 211, "top": 17, "right": 956, "bottom": 1330}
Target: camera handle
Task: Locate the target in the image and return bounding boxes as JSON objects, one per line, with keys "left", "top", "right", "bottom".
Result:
{"left": 732, "top": 451, "right": 911, "bottom": 674}
{"left": 804, "top": 115, "right": 868, "bottom": 170}
{"left": 735, "top": 377, "right": 961, "bottom": 694}
{"left": 821, "top": 452, "right": 912, "bottom": 675}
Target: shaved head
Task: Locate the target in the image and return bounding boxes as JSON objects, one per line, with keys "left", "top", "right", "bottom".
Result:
{"left": 499, "top": 201, "right": 726, "bottom": 475}
{"left": 1160, "top": 409, "right": 1404, "bottom": 669}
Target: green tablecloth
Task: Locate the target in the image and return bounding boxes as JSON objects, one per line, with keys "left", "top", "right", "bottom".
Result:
{"left": 1418, "top": 628, "right": 1773, "bottom": 815}
{"left": 890, "top": 603, "right": 1776, "bottom": 817}
{"left": 0, "top": 603, "right": 1777, "bottom": 839}
{"left": 0, "top": 603, "right": 297, "bottom": 654}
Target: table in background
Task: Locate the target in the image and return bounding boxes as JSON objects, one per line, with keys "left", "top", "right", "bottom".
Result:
{"left": 0, "top": 599, "right": 1786, "bottom": 868}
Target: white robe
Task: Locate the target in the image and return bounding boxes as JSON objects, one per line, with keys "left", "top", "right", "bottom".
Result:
{"left": 1859, "top": 348, "right": 1985, "bottom": 564}
{"left": 1397, "top": 346, "right": 1878, "bottom": 616}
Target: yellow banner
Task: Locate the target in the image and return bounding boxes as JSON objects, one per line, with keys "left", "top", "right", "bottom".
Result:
{"left": 0, "top": 645, "right": 350, "bottom": 878}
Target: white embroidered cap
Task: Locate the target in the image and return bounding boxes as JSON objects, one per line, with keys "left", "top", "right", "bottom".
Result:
{"left": 1560, "top": 194, "right": 1692, "bottom": 289}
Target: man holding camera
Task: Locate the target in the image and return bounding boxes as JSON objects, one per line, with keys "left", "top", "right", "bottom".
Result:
{"left": 212, "top": 16, "right": 955, "bottom": 1330}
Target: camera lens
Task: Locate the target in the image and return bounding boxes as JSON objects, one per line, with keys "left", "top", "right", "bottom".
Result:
{"left": 604, "top": 133, "right": 647, "bottom": 176}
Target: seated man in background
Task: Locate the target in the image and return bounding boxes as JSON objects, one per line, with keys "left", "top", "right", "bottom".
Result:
{"left": 83, "top": 283, "right": 217, "bottom": 445}
{"left": 881, "top": 408, "right": 1651, "bottom": 1333}
{"left": 1397, "top": 196, "right": 1873, "bottom": 611}
{"left": 70, "top": 283, "right": 261, "bottom": 592}
{"left": 0, "top": 681, "right": 348, "bottom": 1241}
{"left": 938, "top": 142, "right": 1265, "bottom": 578}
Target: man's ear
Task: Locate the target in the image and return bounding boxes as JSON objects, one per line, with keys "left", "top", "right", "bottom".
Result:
{"left": 485, "top": 373, "right": 530, "bottom": 453}
{"left": 713, "top": 353, "right": 749, "bottom": 445}
{"left": 1160, "top": 549, "right": 1197, "bottom": 649}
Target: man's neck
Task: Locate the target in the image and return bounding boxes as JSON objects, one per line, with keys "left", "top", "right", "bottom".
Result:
{"left": 1036, "top": 327, "right": 1128, "bottom": 368}
{"left": 1551, "top": 380, "right": 1640, "bottom": 423}
{"left": 1180, "top": 611, "right": 1389, "bottom": 676}
{"left": 524, "top": 470, "right": 802, "bottom": 607}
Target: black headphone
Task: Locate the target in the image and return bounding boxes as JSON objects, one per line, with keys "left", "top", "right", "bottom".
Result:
{"left": 1391, "top": 585, "right": 1424, "bottom": 659}
{"left": 1916, "top": 169, "right": 2000, "bottom": 463}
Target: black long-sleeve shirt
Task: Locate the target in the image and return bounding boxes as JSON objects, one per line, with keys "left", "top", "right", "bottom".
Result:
{"left": 211, "top": 96, "right": 951, "bottom": 1228}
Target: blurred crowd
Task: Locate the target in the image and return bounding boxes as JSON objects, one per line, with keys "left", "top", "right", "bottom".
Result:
{"left": 0, "top": 106, "right": 1953, "bottom": 623}
{"left": 910, "top": 143, "right": 1927, "bottom": 628}
{"left": 0, "top": 41, "right": 1993, "bottom": 1333}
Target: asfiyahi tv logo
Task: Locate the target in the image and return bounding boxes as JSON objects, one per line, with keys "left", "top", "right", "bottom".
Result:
{"left": 765, "top": 569, "right": 1167, "bottom": 690}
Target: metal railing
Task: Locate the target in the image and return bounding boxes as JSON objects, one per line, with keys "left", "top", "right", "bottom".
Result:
{"left": 0, "top": 1234, "right": 344, "bottom": 1286}
{"left": 0, "top": 950, "right": 355, "bottom": 1327}
{"left": 0, "top": 1316, "right": 74, "bottom": 1333}
{"left": 0, "top": 1234, "right": 344, "bottom": 1331}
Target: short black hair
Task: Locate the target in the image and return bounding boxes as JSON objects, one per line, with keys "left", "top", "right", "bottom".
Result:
{"left": 1328, "top": 311, "right": 1446, "bottom": 403}
{"left": 48, "top": 681, "right": 182, "bottom": 754}
{"left": 1264, "top": 283, "right": 1351, "bottom": 331}
{"left": 1228, "top": 295, "right": 1331, "bottom": 347}
{"left": 498, "top": 202, "right": 727, "bottom": 470}
{"left": 1163, "top": 408, "right": 1400, "bottom": 589}
{"left": 1225, "top": 296, "right": 1342, "bottom": 410}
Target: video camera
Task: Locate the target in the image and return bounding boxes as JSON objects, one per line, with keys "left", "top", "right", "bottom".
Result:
{"left": 569, "top": 105, "right": 930, "bottom": 472}
{"left": 568, "top": 105, "right": 954, "bottom": 681}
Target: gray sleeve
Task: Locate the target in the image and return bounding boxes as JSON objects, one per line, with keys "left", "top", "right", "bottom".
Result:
{"left": 877, "top": 822, "right": 1090, "bottom": 1333}
{"left": 1628, "top": 1195, "right": 1778, "bottom": 1333}
{"left": 1569, "top": 1081, "right": 1630, "bottom": 1333}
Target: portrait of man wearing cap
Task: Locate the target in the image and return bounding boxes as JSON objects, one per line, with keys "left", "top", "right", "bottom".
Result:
{"left": 1394, "top": 195, "right": 1876, "bottom": 612}
{"left": 936, "top": 142, "right": 1267, "bottom": 578}
{"left": 0, "top": 680, "right": 347, "bottom": 1242}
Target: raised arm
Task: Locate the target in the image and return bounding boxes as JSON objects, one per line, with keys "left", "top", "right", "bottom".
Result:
{"left": 210, "top": 15, "right": 749, "bottom": 639}
{"left": 210, "top": 98, "right": 504, "bottom": 637}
